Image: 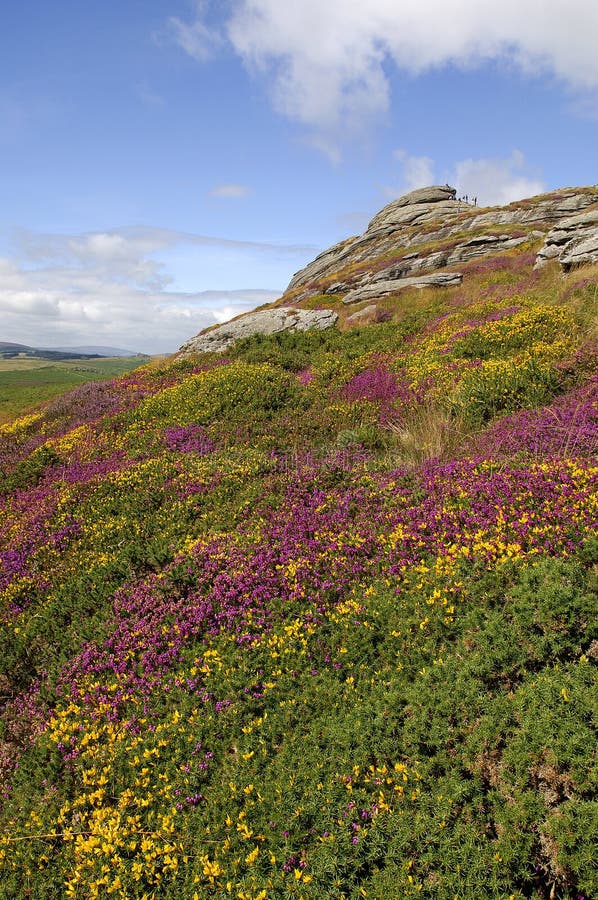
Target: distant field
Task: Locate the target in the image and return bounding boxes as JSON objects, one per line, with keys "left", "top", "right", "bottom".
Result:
{"left": 0, "top": 356, "right": 146, "bottom": 423}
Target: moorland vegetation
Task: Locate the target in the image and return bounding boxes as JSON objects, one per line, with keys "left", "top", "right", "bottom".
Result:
{"left": 0, "top": 194, "right": 596, "bottom": 899}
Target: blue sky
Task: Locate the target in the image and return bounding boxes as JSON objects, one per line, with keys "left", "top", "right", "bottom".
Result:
{"left": 2, "top": 1, "right": 598, "bottom": 353}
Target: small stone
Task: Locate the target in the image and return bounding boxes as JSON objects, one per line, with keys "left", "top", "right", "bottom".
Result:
{"left": 346, "top": 304, "right": 377, "bottom": 322}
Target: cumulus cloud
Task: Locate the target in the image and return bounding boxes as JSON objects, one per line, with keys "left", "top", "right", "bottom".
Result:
{"left": 452, "top": 150, "right": 545, "bottom": 206}
{"left": 174, "top": 1, "right": 598, "bottom": 144}
{"left": 382, "top": 148, "right": 544, "bottom": 207}
{"left": 0, "top": 227, "right": 312, "bottom": 354}
{"left": 209, "top": 183, "right": 252, "bottom": 198}
{"left": 383, "top": 150, "right": 436, "bottom": 197}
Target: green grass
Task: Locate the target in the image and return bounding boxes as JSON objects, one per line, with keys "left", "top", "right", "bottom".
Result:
{"left": 0, "top": 357, "right": 147, "bottom": 423}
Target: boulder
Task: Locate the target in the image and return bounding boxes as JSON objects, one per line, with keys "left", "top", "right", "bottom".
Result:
{"left": 366, "top": 184, "right": 456, "bottom": 231}
{"left": 388, "top": 184, "right": 457, "bottom": 207}
{"left": 535, "top": 207, "right": 598, "bottom": 270}
{"left": 178, "top": 308, "right": 338, "bottom": 355}
{"left": 366, "top": 200, "right": 462, "bottom": 236}
{"left": 560, "top": 231, "right": 598, "bottom": 270}
{"left": 342, "top": 272, "right": 463, "bottom": 305}
{"left": 346, "top": 304, "right": 378, "bottom": 322}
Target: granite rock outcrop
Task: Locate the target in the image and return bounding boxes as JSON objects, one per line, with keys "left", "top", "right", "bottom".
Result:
{"left": 178, "top": 308, "right": 338, "bottom": 356}
{"left": 342, "top": 272, "right": 463, "bottom": 305}
{"left": 178, "top": 184, "right": 598, "bottom": 356}
{"left": 284, "top": 185, "right": 598, "bottom": 306}
{"left": 535, "top": 208, "right": 598, "bottom": 270}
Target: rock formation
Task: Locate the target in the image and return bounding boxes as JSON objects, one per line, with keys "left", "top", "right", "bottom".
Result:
{"left": 284, "top": 185, "right": 598, "bottom": 305}
{"left": 178, "top": 184, "right": 598, "bottom": 356}
{"left": 178, "top": 307, "right": 338, "bottom": 356}
{"left": 346, "top": 304, "right": 377, "bottom": 323}
{"left": 366, "top": 185, "right": 458, "bottom": 233}
{"left": 535, "top": 208, "right": 598, "bottom": 270}
{"left": 342, "top": 272, "right": 463, "bottom": 305}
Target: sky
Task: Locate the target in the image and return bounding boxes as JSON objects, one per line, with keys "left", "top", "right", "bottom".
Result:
{"left": 1, "top": 1, "right": 598, "bottom": 354}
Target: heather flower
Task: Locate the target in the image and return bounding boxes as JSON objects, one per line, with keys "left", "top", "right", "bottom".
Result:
{"left": 162, "top": 424, "right": 215, "bottom": 455}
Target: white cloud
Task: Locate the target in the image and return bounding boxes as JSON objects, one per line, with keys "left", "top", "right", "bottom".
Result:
{"left": 0, "top": 227, "right": 313, "bottom": 354}
{"left": 379, "top": 148, "right": 544, "bottom": 208}
{"left": 0, "top": 263, "right": 281, "bottom": 354}
{"left": 209, "top": 183, "right": 252, "bottom": 198}
{"left": 226, "top": 1, "right": 390, "bottom": 137}
{"left": 384, "top": 150, "right": 435, "bottom": 197}
{"left": 173, "top": 1, "right": 598, "bottom": 145}
{"left": 169, "top": 1, "right": 222, "bottom": 62}
{"left": 14, "top": 226, "right": 313, "bottom": 269}
{"left": 452, "top": 150, "right": 545, "bottom": 206}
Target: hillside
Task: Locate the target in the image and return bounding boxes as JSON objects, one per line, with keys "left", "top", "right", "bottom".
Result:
{"left": 0, "top": 186, "right": 596, "bottom": 900}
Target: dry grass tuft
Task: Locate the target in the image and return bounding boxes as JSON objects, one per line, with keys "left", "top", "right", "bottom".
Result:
{"left": 383, "top": 403, "right": 468, "bottom": 466}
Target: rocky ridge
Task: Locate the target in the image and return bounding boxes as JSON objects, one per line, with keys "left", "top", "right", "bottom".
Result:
{"left": 178, "top": 184, "right": 598, "bottom": 355}
{"left": 284, "top": 185, "right": 598, "bottom": 305}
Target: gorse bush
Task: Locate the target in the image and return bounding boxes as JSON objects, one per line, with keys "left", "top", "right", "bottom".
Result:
{"left": 450, "top": 305, "right": 578, "bottom": 360}
{"left": 137, "top": 362, "right": 297, "bottom": 427}
{"left": 453, "top": 356, "right": 562, "bottom": 426}
{"left": 0, "top": 243, "right": 596, "bottom": 899}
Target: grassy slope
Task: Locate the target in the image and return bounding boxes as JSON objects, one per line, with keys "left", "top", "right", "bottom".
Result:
{"left": 0, "top": 247, "right": 596, "bottom": 899}
{"left": 0, "top": 358, "right": 149, "bottom": 424}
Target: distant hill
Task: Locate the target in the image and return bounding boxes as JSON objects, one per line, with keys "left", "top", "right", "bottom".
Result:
{"left": 0, "top": 342, "right": 31, "bottom": 353}
{"left": 0, "top": 342, "right": 144, "bottom": 360}
{"left": 38, "top": 344, "right": 143, "bottom": 357}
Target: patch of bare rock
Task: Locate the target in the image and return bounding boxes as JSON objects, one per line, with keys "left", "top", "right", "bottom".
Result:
{"left": 342, "top": 272, "right": 463, "bottom": 305}
{"left": 178, "top": 308, "right": 338, "bottom": 356}
{"left": 346, "top": 304, "right": 378, "bottom": 323}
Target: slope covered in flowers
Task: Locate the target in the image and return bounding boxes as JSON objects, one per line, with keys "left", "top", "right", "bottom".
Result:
{"left": 0, "top": 251, "right": 596, "bottom": 900}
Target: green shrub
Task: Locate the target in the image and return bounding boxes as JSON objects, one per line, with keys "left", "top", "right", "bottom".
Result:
{"left": 453, "top": 356, "right": 561, "bottom": 425}
{"left": 136, "top": 361, "right": 298, "bottom": 427}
